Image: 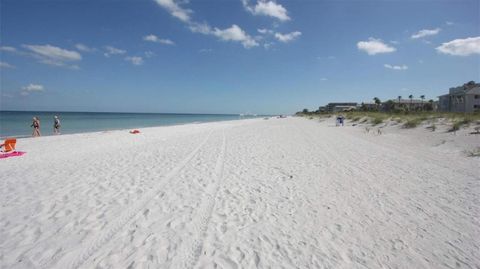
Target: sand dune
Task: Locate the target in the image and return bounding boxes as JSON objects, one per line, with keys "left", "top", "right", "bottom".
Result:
{"left": 1, "top": 117, "right": 478, "bottom": 268}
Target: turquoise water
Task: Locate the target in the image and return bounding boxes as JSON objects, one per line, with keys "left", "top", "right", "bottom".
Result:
{"left": 0, "top": 111, "right": 261, "bottom": 138}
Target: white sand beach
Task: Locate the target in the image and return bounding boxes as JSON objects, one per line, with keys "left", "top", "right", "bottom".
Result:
{"left": 1, "top": 117, "right": 479, "bottom": 269}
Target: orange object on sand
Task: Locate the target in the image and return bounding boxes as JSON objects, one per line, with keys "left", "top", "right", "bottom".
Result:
{"left": 1, "top": 138, "right": 16, "bottom": 152}
{"left": 130, "top": 130, "right": 140, "bottom": 134}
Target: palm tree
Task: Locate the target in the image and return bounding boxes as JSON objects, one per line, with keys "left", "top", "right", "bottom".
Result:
{"left": 420, "top": 95, "right": 425, "bottom": 111}
{"left": 397, "top": 96, "right": 402, "bottom": 109}
{"left": 373, "top": 97, "right": 381, "bottom": 111}
{"left": 409, "top": 94, "right": 413, "bottom": 110}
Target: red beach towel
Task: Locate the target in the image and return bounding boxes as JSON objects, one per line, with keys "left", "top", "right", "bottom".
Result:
{"left": 0, "top": 151, "right": 26, "bottom": 159}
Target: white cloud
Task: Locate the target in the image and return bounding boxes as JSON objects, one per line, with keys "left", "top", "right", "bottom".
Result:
{"left": 263, "top": 42, "right": 274, "bottom": 49}
{"left": 23, "top": 83, "right": 44, "bottom": 91}
{"left": 212, "top": 25, "right": 259, "bottom": 48}
{"left": 104, "top": 46, "right": 126, "bottom": 57}
{"left": 357, "top": 38, "right": 396, "bottom": 55}
{"left": 190, "top": 23, "right": 258, "bottom": 49}
{"left": 199, "top": 48, "right": 213, "bottom": 53}
{"left": 125, "top": 56, "right": 144, "bottom": 66}
{"left": 23, "top": 44, "right": 81, "bottom": 61}
{"left": 22, "top": 44, "right": 82, "bottom": 67}
{"left": 0, "top": 46, "right": 17, "bottom": 52}
{"left": 257, "top": 28, "right": 273, "bottom": 35}
{"left": 320, "top": 78, "right": 328, "bottom": 81}
{"left": 153, "top": 1, "right": 258, "bottom": 49}
{"left": 274, "top": 31, "right": 301, "bottom": 43}
{"left": 143, "top": 34, "right": 175, "bottom": 45}
{"left": 242, "top": 0, "right": 290, "bottom": 21}
{"left": 75, "top": 43, "right": 95, "bottom": 52}
{"left": 384, "top": 64, "right": 408, "bottom": 70}
{"left": 144, "top": 51, "right": 155, "bottom": 58}
{"left": 0, "top": 61, "right": 15, "bottom": 69}
{"left": 411, "top": 28, "right": 441, "bottom": 39}
{"left": 21, "top": 83, "right": 45, "bottom": 95}
{"left": 317, "top": 56, "right": 335, "bottom": 60}
{"left": 436, "top": 36, "right": 480, "bottom": 56}
{"left": 154, "top": 0, "right": 192, "bottom": 22}
{"left": 446, "top": 21, "right": 454, "bottom": 26}
{"left": 188, "top": 22, "right": 213, "bottom": 35}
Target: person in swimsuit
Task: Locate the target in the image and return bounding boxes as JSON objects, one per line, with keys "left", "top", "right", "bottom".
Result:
{"left": 31, "top": 117, "right": 41, "bottom": 137}
{"left": 53, "top": 115, "right": 61, "bottom": 135}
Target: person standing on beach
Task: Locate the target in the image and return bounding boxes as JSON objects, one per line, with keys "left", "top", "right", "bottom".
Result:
{"left": 53, "top": 115, "right": 61, "bottom": 135}
{"left": 31, "top": 117, "right": 41, "bottom": 137}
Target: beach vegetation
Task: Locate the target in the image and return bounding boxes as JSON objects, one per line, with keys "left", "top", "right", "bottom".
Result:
{"left": 466, "top": 147, "right": 480, "bottom": 157}
{"left": 403, "top": 118, "right": 422, "bottom": 128}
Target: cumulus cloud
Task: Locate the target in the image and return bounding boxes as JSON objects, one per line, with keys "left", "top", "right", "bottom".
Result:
{"left": 274, "top": 31, "right": 301, "bottom": 43}
{"left": 75, "top": 43, "right": 95, "bottom": 52}
{"left": 154, "top": 0, "right": 192, "bottom": 22}
{"left": 22, "top": 44, "right": 82, "bottom": 67}
{"left": 125, "top": 56, "right": 144, "bottom": 66}
{"left": 384, "top": 64, "right": 408, "bottom": 70}
{"left": 411, "top": 28, "right": 441, "bottom": 39}
{"left": 436, "top": 36, "right": 480, "bottom": 56}
{"left": 104, "top": 46, "right": 126, "bottom": 57}
{"left": 242, "top": 0, "right": 290, "bottom": 21}
{"left": 0, "top": 61, "right": 15, "bottom": 69}
{"left": 212, "top": 25, "right": 259, "bottom": 48}
{"left": 143, "top": 34, "right": 175, "bottom": 45}
{"left": 357, "top": 38, "right": 396, "bottom": 55}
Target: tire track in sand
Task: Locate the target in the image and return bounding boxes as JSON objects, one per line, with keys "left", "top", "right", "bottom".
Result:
{"left": 44, "top": 131, "right": 213, "bottom": 269}
{"left": 169, "top": 130, "right": 227, "bottom": 269}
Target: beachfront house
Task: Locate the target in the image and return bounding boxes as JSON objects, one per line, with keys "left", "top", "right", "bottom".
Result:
{"left": 326, "top": 102, "right": 358, "bottom": 112}
{"left": 438, "top": 81, "right": 480, "bottom": 113}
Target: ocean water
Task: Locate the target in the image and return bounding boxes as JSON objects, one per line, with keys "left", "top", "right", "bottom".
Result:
{"left": 0, "top": 111, "right": 261, "bottom": 138}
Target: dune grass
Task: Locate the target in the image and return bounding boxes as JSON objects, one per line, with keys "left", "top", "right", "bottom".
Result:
{"left": 297, "top": 111, "right": 480, "bottom": 130}
{"left": 466, "top": 147, "right": 480, "bottom": 157}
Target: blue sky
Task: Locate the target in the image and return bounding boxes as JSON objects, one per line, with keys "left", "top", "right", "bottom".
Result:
{"left": 1, "top": 0, "right": 479, "bottom": 114}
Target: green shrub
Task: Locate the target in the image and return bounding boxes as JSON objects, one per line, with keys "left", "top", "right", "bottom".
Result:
{"left": 449, "top": 121, "right": 462, "bottom": 132}
{"left": 403, "top": 118, "right": 421, "bottom": 128}
{"left": 371, "top": 117, "right": 384, "bottom": 125}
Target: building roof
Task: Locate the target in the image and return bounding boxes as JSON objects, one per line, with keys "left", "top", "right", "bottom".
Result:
{"left": 449, "top": 81, "right": 480, "bottom": 95}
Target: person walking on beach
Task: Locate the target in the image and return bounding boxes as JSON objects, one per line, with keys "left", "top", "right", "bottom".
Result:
{"left": 31, "top": 117, "right": 41, "bottom": 137}
{"left": 53, "top": 115, "right": 61, "bottom": 135}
